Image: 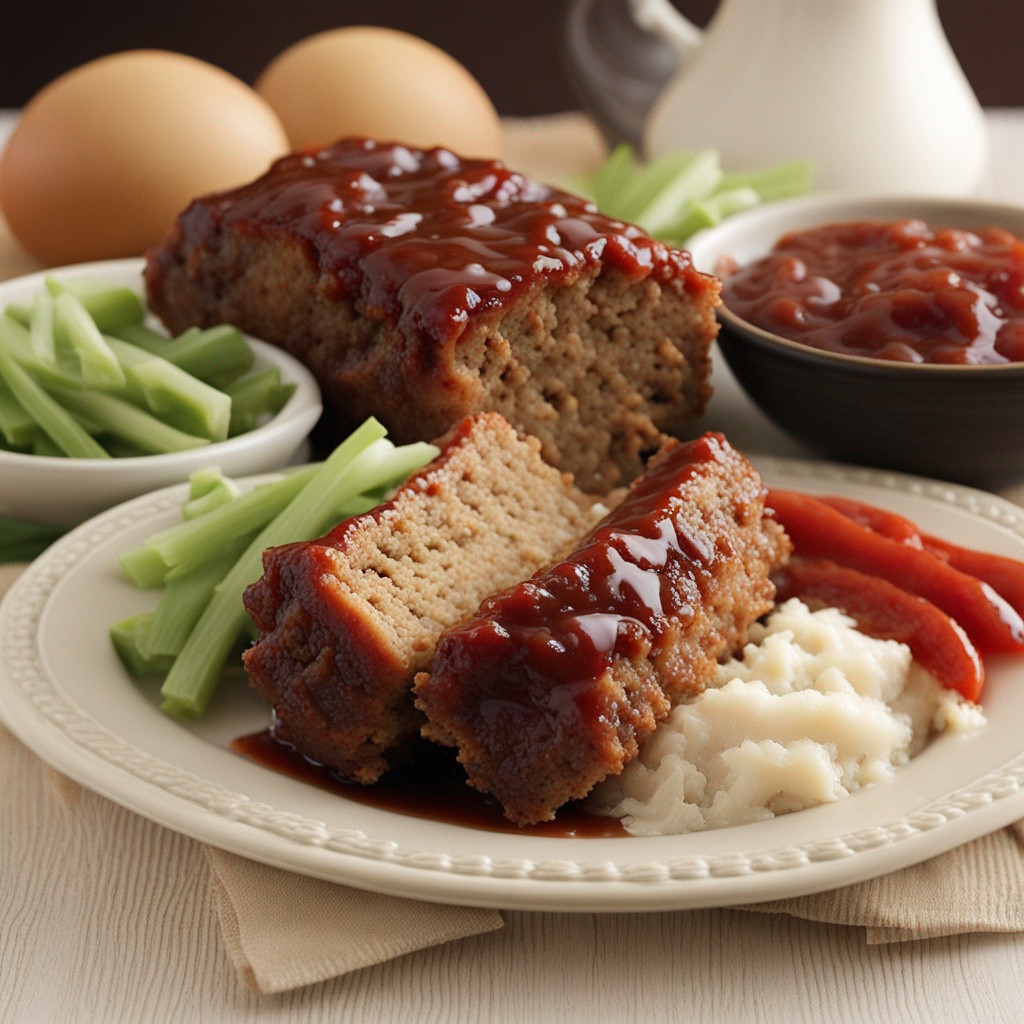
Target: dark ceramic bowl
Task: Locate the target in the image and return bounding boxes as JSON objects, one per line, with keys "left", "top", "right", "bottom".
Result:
{"left": 687, "top": 194, "right": 1024, "bottom": 488}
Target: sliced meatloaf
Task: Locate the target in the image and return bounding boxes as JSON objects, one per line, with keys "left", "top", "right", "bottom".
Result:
{"left": 413, "top": 433, "right": 791, "bottom": 825}
{"left": 145, "top": 137, "right": 719, "bottom": 494}
{"left": 241, "top": 412, "right": 602, "bottom": 783}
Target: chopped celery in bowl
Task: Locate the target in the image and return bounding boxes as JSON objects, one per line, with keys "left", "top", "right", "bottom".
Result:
{"left": 0, "top": 258, "right": 322, "bottom": 528}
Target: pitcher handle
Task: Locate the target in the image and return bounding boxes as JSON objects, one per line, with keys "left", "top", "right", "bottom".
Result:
{"left": 629, "top": 0, "right": 703, "bottom": 58}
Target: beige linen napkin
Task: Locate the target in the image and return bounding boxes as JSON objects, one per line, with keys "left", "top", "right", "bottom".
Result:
{"left": 5, "top": 113, "right": 1024, "bottom": 993}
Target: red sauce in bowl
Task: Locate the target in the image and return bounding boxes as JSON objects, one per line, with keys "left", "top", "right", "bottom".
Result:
{"left": 720, "top": 219, "right": 1024, "bottom": 364}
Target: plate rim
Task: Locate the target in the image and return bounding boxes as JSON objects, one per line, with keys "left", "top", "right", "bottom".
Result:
{"left": 4, "top": 457, "right": 1024, "bottom": 912}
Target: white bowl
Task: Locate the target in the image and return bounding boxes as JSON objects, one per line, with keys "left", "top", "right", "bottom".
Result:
{"left": 0, "top": 258, "right": 322, "bottom": 527}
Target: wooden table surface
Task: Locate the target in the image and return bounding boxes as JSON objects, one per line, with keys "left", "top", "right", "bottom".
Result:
{"left": 4, "top": 111, "right": 1024, "bottom": 1024}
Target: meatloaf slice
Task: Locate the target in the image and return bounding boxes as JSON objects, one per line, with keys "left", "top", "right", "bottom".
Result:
{"left": 241, "top": 412, "right": 602, "bottom": 783}
{"left": 145, "top": 137, "right": 719, "bottom": 494}
{"left": 413, "top": 433, "right": 791, "bottom": 825}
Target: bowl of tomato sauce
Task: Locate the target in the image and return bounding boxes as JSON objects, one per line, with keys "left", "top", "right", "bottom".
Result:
{"left": 687, "top": 194, "right": 1024, "bottom": 487}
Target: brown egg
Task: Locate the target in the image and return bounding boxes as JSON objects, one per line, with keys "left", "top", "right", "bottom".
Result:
{"left": 0, "top": 50, "right": 290, "bottom": 267}
{"left": 256, "top": 27, "right": 503, "bottom": 158}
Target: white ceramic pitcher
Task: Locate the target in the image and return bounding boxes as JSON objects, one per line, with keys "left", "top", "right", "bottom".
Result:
{"left": 630, "top": 0, "right": 988, "bottom": 194}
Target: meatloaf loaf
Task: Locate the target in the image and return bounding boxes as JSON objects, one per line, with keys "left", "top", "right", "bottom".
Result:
{"left": 414, "top": 432, "right": 791, "bottom": 825}
{"left": 145, "top": 137, "right": 720, "bottom": 494}
{"left": 241, "top": 412, "right": 602, "bottom": 783}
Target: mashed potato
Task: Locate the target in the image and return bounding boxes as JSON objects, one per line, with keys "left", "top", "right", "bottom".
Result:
{"left": 591, "top": 599, "right": 985, "bottom": 835}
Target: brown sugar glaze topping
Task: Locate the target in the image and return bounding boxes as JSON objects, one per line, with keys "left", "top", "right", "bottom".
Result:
{"left": 183, "top": 137, "right": 701, "bottom": 347}
{"left": 436, "top": 433, "right": 729, "bottom": 727}
{"left": 721, "top": 219, "right": 1024, "bottom": 364}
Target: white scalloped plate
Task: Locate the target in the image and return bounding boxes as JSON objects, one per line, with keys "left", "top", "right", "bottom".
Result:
{"left": 3, "top": 460, "right": 1024, "bottom": 912}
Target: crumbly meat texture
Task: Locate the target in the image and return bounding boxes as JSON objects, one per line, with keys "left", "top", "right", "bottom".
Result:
{"left": 241, "top": 413, "right": 601, "bottom": 783}
{"left": 145, "top": 139, "right": 719, "bottom": 494}
{"left": 413, "top": 433, "right": 792, "bottom": 825}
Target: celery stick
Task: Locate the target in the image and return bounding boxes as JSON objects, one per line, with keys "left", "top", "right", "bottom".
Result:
{"left": 0, "top": 515, "right": 65, "bottom": 562}
{"left": 0, "top": 345, "right": 110, "bottom": 458}
{"left": 45, "top": 386, "right": 209, "bottom": 455}
{"left": 166, "top": 326, "right": 256, "bottom": 387}
{"left": 4, "top": 303, "right": 30, "bottom": 327}
{"left": 107, "top": 336, "right": 231, "bottom": 442}
{"left": 54, "top": 292, "right": 126, "bottom": 387}
{"left": 661, "top": 186, "right": 761, "bottom": 243}
{"left": 111, "top": 323, "right": 256, "bottom": 388}
{"left": 611, "top": 150, "right": 712, "bottom": 223}
{"left": 32, "top": 434, "right": 63, "bottom": 457}
{"left": 140, "top": 464, "right": 321, "bottom": 572}
{"left": 189, "top": 467, "right": 231, "bottom": 500}
{"left": 159, "top": 419, "right": 429, "bottom": 717}
{"left": 225, "top": 368, "right": 296, "bottom": 436}
{"left": 0, "top": 377, "right": 36, "bottom": 447}
{"left": 110, "top": 614, "right": 174, "bottom": 677}
{"left": 143, "top": 540, "right": 248, "bottom": 659}
{"left": 0, "top": 313, "right": 88, "bottom": 391}
{"left": 110, "top": 323, "right": 174, "bottom": 354}
{"left": 46, "top": 277, "right": 145, "bottom": 331}
{"left": 586, "top": 142, "right": 637, "bottom": 210}
{"left": 119, "top": 545, "right": 176, "bottom": 589}
{"left": 29, "top": 290, "right": 57, "bottom": 364}
{"left": 183, "top": 477, "right": 241, "bottom": 520}
{"left": 630, "top": 149, "right": 722, "bottom": 236}
{"left": 719, "top": 159, "right": 815, "bottom": 202}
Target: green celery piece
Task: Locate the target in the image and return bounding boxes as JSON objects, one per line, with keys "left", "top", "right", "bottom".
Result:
{"left": 183, "top": 468, "right": 242, "bottom": 519}
{"left": 0, "top": 344, "right": 109, "bottom": 458}
{"left": 585, "top": 142, "right": 638, "bottom": 211}
{"left": 143, "top": 540, "right": 248, "bottom": 659}
{"left": 32, "top": 434, "right": 63, "bottom": 457}
{"left": 107, "top": 335, "right": 231, "bottom": 442}
{"left": 119, "top": 545, "right": 176, "bottom": 589}
{"left": 111, "top": 323, "right": 256, "bottom": 388}
{"left": 0, "top": 313, "right": 89, "bottom": 392}
{"left": 29, "top": 290, "right": 57, "bottom": 364}
{"left": 45, "top": 386, "right": 209, "bottom": 455}
{"left": 110, "top": 323, "right": 173, "bottom": 354}
{"left": 225, "top": 368, "right": 296, "bottom": 436}
{"left": 0, "top": 515, "right": 65, "bottom": 562}
{"left": 54, "top": 292, "right": 126, "bottom": 387}
{"left": 189, "top": 466, "right": 232, "bottom": 500}
{"left": 159, "top": 422, "right": 441, "bottom": 718}
{"left": 110, "top": 614, "right": 174, "bottom": 677}
{"left": 607, "top": 149, "right": 706, "bottom": 223}
{"left": 660, "top": 203, "right": 718, "bottom": 246}
{"left": 182, "top": 477, "right": 242, "bottom": 520}
{"left": 629, "top": 149, "right": 723, "bottom": 237}
{"left": 0, "top": 376, "right": 36, "bottom": 447}
{"left": 4, "top": 303, "right": 30, "bottom": 327}
{"left": 46, "top": 277, "right": 145, "bottom": 331}
{"left": 719, "top": 159, "right": 814, "bottom": 202}
{"left": 124, "top": 464, "right": 322, "bottom": 582}
{"left": 166, "top": 326, "right": 256, "bottom": 388}
{"left": 660, "top": 185, "right": 762, "bottom": 243}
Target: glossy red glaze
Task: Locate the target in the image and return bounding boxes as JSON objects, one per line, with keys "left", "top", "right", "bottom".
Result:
{"left": 173, "top": 138, "right": 703, "bottom": 351}
{"left": 722, "top": 219, "right": 1024, "bottom": 364}
{"left": 435, "top": 435, "right": 732, "bottom": 721}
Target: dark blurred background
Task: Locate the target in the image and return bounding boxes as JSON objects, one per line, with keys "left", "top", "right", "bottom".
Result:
{"left": 2, "top": 1, "right": 1021, "bottom": 112}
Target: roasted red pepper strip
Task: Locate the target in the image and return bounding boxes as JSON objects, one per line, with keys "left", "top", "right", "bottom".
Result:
{"left": 813, "top": 494, "right": 1024, "bottom": 620}
{"left": 773, "top": 558, "right": 984, "bottom": 701}
{"left": 919, "top": 534, "right": 1024, "bottom": 619}
{"left": 767, "top": 489, "right": 1024, "bottom": 655}
{"left": 814, "top": 495, "right": 923, "bottom": 546}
